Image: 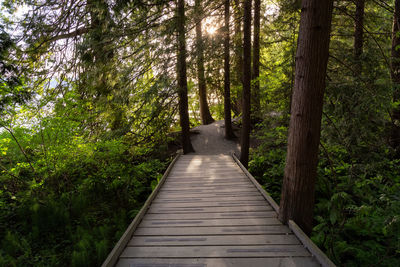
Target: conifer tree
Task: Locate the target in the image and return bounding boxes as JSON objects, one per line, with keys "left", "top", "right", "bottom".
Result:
{"left": 177, "top": 0, "right": 194, "bottom": 154}
{"left": 224, "top": 0, "right": 236, "bottom": 139}
{"left": 240, "top": 0, "right": 252, "bottom": 167}
{"left": 279, "top": 0, "right": 334, "bottom": 235}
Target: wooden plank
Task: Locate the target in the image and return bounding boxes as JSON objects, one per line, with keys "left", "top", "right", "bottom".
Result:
{"left": 152, "top": 199, "right": 265, "bottom": 205}
{"left": 170, "top": 167, "right": 241, "bottom": 171}
{"left": 289, "top": 220, "right": 336, "bottom": 267}
{"left": 153, "top": 196, "right": 265, "bottom": 202}
{"left": 169, "top": 170, "right": 243, "bottom": 175}
{"left": 170, "top": 169, "right": 241, "bottom": 173}
{"left": 167, "top": 175, "right": 244, "bottom": 180}
{"left": 167, "top": 172, "right": 244, "bottom": 176}
{"left": 156, "top": 193, "right": 259, "bottom": 198}
{"left": 178, "top": 155, "right": 232, "bottom": 159}
{"left": 144, "top": 211, "right": 276, "bottom": 220}
{"left": 158, "top": 188, "right": 259, "bottom": 193}
{"left": 150, "top": 201, "right": 267, "bottom": 208}
{"left": 159, "top": 188, "right": 259, "bottom": 194}
{"left": 128, "top": 234, "right": 300, "bottom": 246}
{"left": 171, "top": 168, "right": 239, "bottom": 171}
{"left": 101, "top": 153, "right": 182, "bottom": 267}
{"left": 116, "top": 257, "right": 320, "bottom": 267}
{"left": 172, "top": 160, "right": 235, "bottom": 163}
{"left": 160, "top": 187, "right": 256, "bottom": 191}
{"left": 120, "top": 245, "right": 310, "bottom": 258}
{"left": 134, "top": 225, "right": 291, "bottom": 236}
{"left": 164, "top": 181, "right": 250, "bottom": 185}
{"left": 165, "top": 181, "right": 248, "bottom": 185}
{"left": 232, "top": 153, "right": 280, "bottom": 213}
{"left": 171, "top": 169, "right": 240, "bottom": 173}
{"left": 160, "top": 188, "right": 259, "bottom": 195}
{"left": 173, "top": 162, "right": 235, "bottom": 165}
{"left": 148, "top": 205, "right": 272, "bottom": 214}
{"left": 169, "top": 168, "right": 241, "bottom": 172}
{"left": 163, "top": 182, "right": 252, "bottom": 187}
{"left": 152, "top": 193, "right": 265, "bottom": 200}
{"left": 108, "top": 154, "right": 333, "bottom": 267}
{"left": 161, "top": 185, "right": 255, "bottom": 191}
{"left": 172, "top": 164, "right": 238, "bottom": 168}
{"left": 166, "top": 177, "right": 246, "bottom": 181}
{"left": 162, "top": 184, "right": 251, "bottom": 188}
{"left": 139, "top": 218, "right": 281, "bottom": 227}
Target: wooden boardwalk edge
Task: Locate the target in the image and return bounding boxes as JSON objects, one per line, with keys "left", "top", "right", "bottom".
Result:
{"left": 289, "top": 220, "right": 336, "bottom": 267}
{"left": 101, "top": 152, "right": 182, "bottom": 267}
{"left": 231, "top": 153, "right": 280, "bottom": 212}
{"left": 231, "top": 153, "right": 336, "bottom": 267}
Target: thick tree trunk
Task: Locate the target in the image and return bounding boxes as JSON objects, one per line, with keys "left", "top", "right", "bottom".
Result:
{"left": 232, "top": 0, "right": 243, "bottom": 115}
{"left": 240, "top": 0, "right": 252, "bottom": 168}
{"left": 177, "top": 0, "right": 194, "bottom": 154}
{"left": 391, "top": 0, "right": 400, "bottom": 152}
{"left": 278, "top": 0, "right": 334, "bottom": 235}
{"left": 252, "top": 0, "right": 261, "bottom": 114}
{"left": 354, "top": 0, "right": 365, "bottom": 74}
{"left": 195, "top": 0, "right": 214, "bottom": 125}
{"left": 224, "top": 0, "right": 236, "bottom": 139}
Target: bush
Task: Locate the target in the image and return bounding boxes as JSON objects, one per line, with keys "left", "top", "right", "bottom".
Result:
{"left": 0, "top": 127, "right": 168, "bottom": 266}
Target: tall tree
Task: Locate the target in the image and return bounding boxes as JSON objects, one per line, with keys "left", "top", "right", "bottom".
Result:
{"left": 224, "top": 0, "right": 236, "bottom": 139}
{"left": 194, "top": 0, "right": 214, "bottom": 125}
{"left": 391, "top": 0, "right": 400, "bottom": 153}
{"left": 278, "top": 0, "right": 334, "bottom": 235}
{"left": 354, "top": 0, "right": 365, "bottom": 74}
{"left": 177, "top": 0, "right": 194, "bottom": 154}
{"left": 232, "top": 0, "right": 244, "bottom": 115}
{"left": 252, "top": 0, "right": 261, "bottom": 114}
{"left": 240, "top": 0, "right": 252, "bottom": 168}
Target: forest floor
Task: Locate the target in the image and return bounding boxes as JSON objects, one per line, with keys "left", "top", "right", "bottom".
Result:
{"left": 190, "top": 120, "right": 241, "bottom": 155}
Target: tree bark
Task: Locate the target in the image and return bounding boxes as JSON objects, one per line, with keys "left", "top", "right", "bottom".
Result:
{"left": 195, "top": 0, "right": 215, "bottom": 125}
{"left": 354, "top": 0, "right": 365, "bottom": 74}
{"left": 224, "top": 0, "right": 236, "bottom": 139}
{"left": 177, "top": 0, "right": 194, "bottom": 154}
{"left": 240, "top": 0, "right": 252, "bottom": 168}
{"left": 278, "top": 0, "right": 334, "bottom": 235}
{"left": 232, "top": 0, "right": 243, "bottom": 115}
{"left": 252, "top": 0, "right": 261, "bottom": 114}
{"left": 391, "top": 0, "right": 400, "bottom": 153}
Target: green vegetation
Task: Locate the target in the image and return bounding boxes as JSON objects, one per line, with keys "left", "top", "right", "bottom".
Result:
{"left": 249, "top": 1, "right": 400, "bottom": 265}
{"left": 0, "top": 0, "right": 399, "bottom": 266}
{"left": 0, "top": 112, "right": 169, "bottom": 266}
{"left": 249, "top": 116, "right": 400, "bottom": 266}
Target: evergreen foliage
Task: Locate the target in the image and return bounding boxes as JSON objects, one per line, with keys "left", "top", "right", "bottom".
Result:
{"left": 249, "top": 1, "right": 400, "bottom": 265}
{"left": 0, "top": 0, "right": 399, "bottom": 265}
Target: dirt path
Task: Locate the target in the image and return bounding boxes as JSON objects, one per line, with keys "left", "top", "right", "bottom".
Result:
{"left": 189, "top": 120, "right": 241, "bottom": 155}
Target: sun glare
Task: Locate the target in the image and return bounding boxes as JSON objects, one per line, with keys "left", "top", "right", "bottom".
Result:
{"left": 206, "top": 25, "right": 217, "bottom": 35}
{"left": 204, "top": 17, "right": 218, "bottom": 36}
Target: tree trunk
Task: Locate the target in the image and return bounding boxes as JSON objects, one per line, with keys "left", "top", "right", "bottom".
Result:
{"left": 252, "top": 0, "right": 261, "bottom": 114}
{"left": 177, "top": 0, "right": 194, "bottom": 154}
{"left": 195, "top": 0, "right": 214, "bottom": 125}
{"left": 240, "top": 0, "right": 252, "bottom": 168}
{"left": 232, "top": 0, "right": 243, "bottom": 115}
{"left": 278, "top": 0, "right": 334, "bottom": 235}
{"left": 354, "top": 0, "right": 365, "bottom": 74}
{"left": 391, "top": 0, "right": 400, "bottom": 153}
{"left": 224, "top": 0, "right": 236, "bottom": 139}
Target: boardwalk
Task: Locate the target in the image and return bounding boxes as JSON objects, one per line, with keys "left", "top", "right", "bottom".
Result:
{"left": 104, "top": 154, "right": 334, "bottom": 267}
